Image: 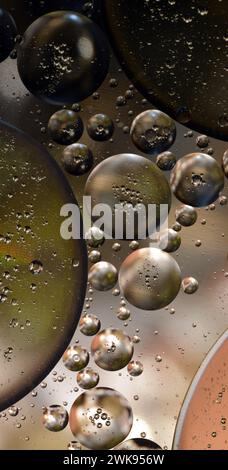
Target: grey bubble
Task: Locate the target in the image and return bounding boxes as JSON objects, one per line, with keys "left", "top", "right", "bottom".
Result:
{"left": 130, "top": 110, "right": 176, "bottom": 155}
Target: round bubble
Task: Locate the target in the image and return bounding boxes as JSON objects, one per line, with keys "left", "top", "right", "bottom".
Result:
{"left": 89, "top": 250, "right": 101, "bottom": 264}
{"left": 87, "top": 114, "right": 114, "bottom": 141}
{"left": 77, "top": 368, "right": 99, "bottom": 389}
{"left": 43, "top": 405, "right": 68, "bottom": 432}
{"left": 0, "top": 8, "right": 17, "bottom": 63}
{"left": 48, "top": 110, "right": 83, "bottom": 145}
{"left": 17, "top": 11, "right": 110, "bottom": 104}
{"left": 117, "top": 438, "right": 161, "bottom": 450}
{"left": 119, "top": 248, "right": 181, "bottom": 310}
{"left": 0, "top": 120, "right": 87, "bottom": 412}
{"left": 91, "top": 328, "right": 134, "bottom": 371}
{"left": 79, "top": 314, "right": 101, "bottom": 336}
{"left": 85, "top": 153, "right": 171, "bottom": 239}
{"left": 170, "top": 153, "right": 224, "bottom": 207}
{"left": 88, "top": 262, "right": 118, "bottom": 291}
{"left": 159, "top": 228, "right": 181, "bottom": 253}
{"left": 63, "top": 345, "right": 89, "bottom": 371}
{"left": 117, "top": 306, "right": 131, "bottom": 321}
{"left": 130, "top": 110, "right": 176, "bottom": 155}
{"left": 175, "top": 205, "right": 198, "bottom": 227}
{"left": 156, "top": 151, "right": 176, "bottom": 171}
{"left": 182, "top": 277, "right": 199, "bottom": 294}
{"left": 62, "top": 143, "right": 93, "bottom": 176}
{"left": 69, "top": 387, "right": 133, "bottom": 449}
{"left": 127, "top": 360, "right": 143, "bottom": 377}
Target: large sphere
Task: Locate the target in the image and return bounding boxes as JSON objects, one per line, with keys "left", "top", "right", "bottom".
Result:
{"left": 85, "top": 153, "right": 171, "bottom": 239}
{"left": 119, "top": 248, "right": 181, "bottom": 310}
{"left": 0, "top": 1, "right": 100, "bottom": 34}
{"left": 103, "top": 0, "right": 228, "bottom": 140}
{"left": 0, "top": 120, "right": 87, "bottom": 411}
{"left": 91, "top": 328, "right": 134, "bottom": 371}
{"left": 69, "top": 387, "right": 133, "bottom": 449}
{"left": 0, "top": 8, "right": 17, "bottom": 63}
{"left": 130, "top": 110, "right": 176, "bottom": 155}
{"left": 17, "top": 11, "right": 110, "bottom": 104}
{"left": 170, "top": 153, "right": 224, "bottom": 207}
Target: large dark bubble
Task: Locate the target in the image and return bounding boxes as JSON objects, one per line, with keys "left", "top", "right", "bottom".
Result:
{"left": 0, "top": 120, "right": 87, "bottom": 411}
{"left": 17, "top": 11, "right": 110, "bottom": 105}
{"left": 102, "top": 0, "right": 228, "bottom": 140}
{"left": 0, "top": 8, "right": 17, "bottom": 63}
{"left": 0, "top": 1, "right": 101, "bottom": 33}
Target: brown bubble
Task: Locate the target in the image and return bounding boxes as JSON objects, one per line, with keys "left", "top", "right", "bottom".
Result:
{"left": 63, "top": 345, "right": 89, "bottom": 371}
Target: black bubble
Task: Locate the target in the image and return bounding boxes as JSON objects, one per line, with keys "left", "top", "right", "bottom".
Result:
{"left": 62, "top": 143, "right": 93, "bottom": 175}
{"left": 103, "top": 0, "right": 228, "bottom": 141}
{"left": 0, "top": 8, "right": 17, "bottom": 63}
{"left": 87, "top": 114, "right": 114, "bottom": 141}
{"left": 17, "top": 11, "right": 109, "bottom": 105}
{"left": 48, "top": 110, "right": 84, "bottom": 145}
{"left": 0, "top": 1, "right": 101, "bottom": 34}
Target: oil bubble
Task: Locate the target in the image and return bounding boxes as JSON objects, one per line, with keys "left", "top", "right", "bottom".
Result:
{"left": 156, "top": 151, "right": 176, "bottom": 171}
{"left": 79, "top": 314, "right": 101, "bottom": 336}
{"left": 171, "top": 153, "right": 224, "bottom": 207}
{"left": 43, "top": 405, "right": 68, "bottom": 432}
{"left": 69, "top": 387, "right": 133, "bottom": 449}
{"left": 63, "top": 345, "right": 89, "bottom": 371}
{"left": 182, "top": 277, "right": 199, "bottom": 294}
{"left": 91, "top": 328, "right": 134, "bottom": 371}
{"left": 77, "top": 368, "right": 99, "bottom": 389}
{"left": 62, "top": 143, "right": 93, "bottom": 176}
{"left": 85, "top": 153, "right": 171, "bottom": 239}
{"left": 48, "top": 110, "right": 83, "bottom": 145}
{"left": 159, "top": 228, "right": 181, "bottom": 253}
{"left": 127, "top": 360, "right": 143, "bottom": 377}
{"left": 175, "top": 205, "right": 197, "bottom": 227}
{"left": 130, "top": 110, "right": 176, "bottom": 155}
{"left": 119, "top": 248, "right": 181, "bottom": 310}
{"left": 88, "top": 262, "right": 118, "bottom": 291}
{"left": 87, "top": 114, "right": 114, "bottom": 141}
{"left": 17, "top": 12, "right": 110, "bottom": 104}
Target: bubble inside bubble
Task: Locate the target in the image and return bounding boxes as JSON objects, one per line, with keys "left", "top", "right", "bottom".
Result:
{"left": 119, "top": 247, "right": 181, "bottom": 310}
{"left": 69, "top": 387, "right": 133, "bottom": 449}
